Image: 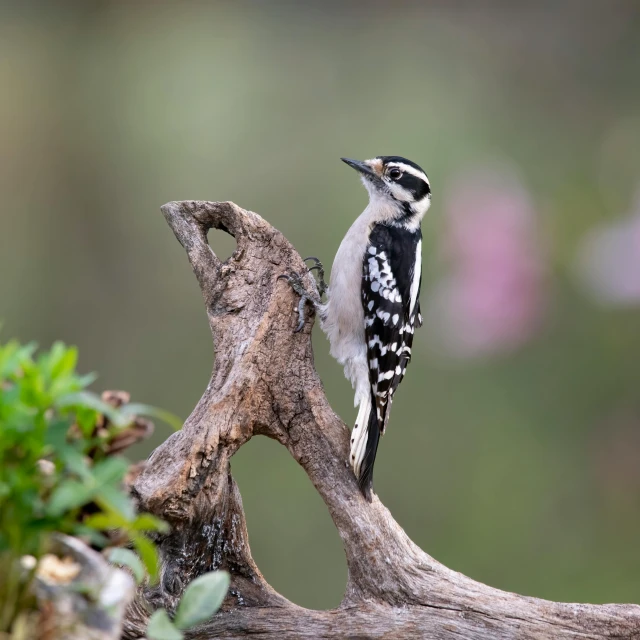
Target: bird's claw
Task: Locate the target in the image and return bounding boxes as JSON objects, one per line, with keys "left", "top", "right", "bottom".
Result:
{"left": 278, "top": 270, "right": 321, "bottom": 333}
{"left": 304, "top": 256, "right": 323, "bottom": 269}
{"left": 304, "top": 256, "right": 327, "bottom": 297}
{"left": 295, "top": 295, "right": 307, "bottom": 332}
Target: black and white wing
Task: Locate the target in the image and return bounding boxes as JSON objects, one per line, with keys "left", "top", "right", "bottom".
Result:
{"left": 363, "top": 223, "right": 422, "bottom": 431}
{"left": 350, "top": 222, "right": 423, "bottom": 499}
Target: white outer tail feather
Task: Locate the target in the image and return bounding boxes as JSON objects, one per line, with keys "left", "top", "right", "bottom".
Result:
{"left": 351, "top": 394, "right": 371, "bottom": 478}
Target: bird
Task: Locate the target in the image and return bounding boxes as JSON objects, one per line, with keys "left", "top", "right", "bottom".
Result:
{"left": 280, "top": 156, "right": 431, "bottom": 501}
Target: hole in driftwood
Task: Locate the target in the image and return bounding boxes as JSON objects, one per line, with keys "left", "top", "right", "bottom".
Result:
{"left": 231, "top": 437, "right": 346, "bottom": 610}
{"left": 207, "top": 226, "right": 237, "bottom": 262}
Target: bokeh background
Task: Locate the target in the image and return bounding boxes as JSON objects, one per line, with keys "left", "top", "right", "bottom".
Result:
{"left": 2, "top": 0, "right": 640, "bottom": 609}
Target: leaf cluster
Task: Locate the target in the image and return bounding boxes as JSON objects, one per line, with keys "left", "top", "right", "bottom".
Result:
{"left": 0, "top": 339, "right": 170, "bottom": 632}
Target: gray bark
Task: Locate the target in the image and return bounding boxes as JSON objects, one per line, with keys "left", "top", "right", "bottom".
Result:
{"left": 35, "top": 535, "right": 134, "bottom": 640}
{"left": 123, "top": 200, "right": 640, "bottom": 639}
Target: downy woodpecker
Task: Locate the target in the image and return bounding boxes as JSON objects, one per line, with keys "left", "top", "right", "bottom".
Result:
{"left": 282, "top": 156, "right": 431, "bottom": 501}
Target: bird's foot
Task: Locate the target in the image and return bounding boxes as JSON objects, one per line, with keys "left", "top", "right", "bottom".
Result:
{"left": 277, "top": 270, "right": 322, "bottom": 333}
{"left": 303, "top": 256, "right": 327, "bottom": 297}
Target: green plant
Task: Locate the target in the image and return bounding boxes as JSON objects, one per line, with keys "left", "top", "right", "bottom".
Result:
{"left": 0, "top": 338, "right": 175, "bottom": 633}
{"left": 146, "top": 571, "right": 230, "bottom": 640}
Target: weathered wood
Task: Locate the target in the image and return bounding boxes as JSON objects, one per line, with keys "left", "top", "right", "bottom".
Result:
{"left": 123, "top": 200, "right": 640, "bottom": 639}
{"left": 35, "top": 535, "right": 134, "bottom": 640}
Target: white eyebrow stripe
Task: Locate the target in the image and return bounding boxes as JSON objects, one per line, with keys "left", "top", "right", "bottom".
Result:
{"left": 388, "top": 162, "right": 429, "bottom": 184}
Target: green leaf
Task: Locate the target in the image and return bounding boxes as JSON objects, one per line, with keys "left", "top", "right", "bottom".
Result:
{"left": 47, "top": 479, "right": 95, "bottom": 516}
{"left": 146, "top": 609, "right": 184, "bottom": 640}
{"left": 58, "top": 444, "right": 92, "bottom": 480}
{"left": 132, "top": 534, "right": 160, "bottom": 583}
{"left": 95, "top": 484, "right": 136, "bottom": 521}
{"left": 49, "top": 343, "right": 77, "bottom": 380}
{"left": 44, "top": 419, "right": 72, "bottom": 451}
{"left": 74, "top": 524, "right": 109, "bottom": 548}
{"left": 108, "top": 547, "right": 146, "bottom": 584}
{"left": 55, "top": 391, "right": 130, "bottom": 428}
{"left": 92, "top": 456, "right": 129, "bottom": 485}
{"left": 0, "top": 340, "right": 36, "bottom": 378}
{"left": 76, "top": 372, "right": 98, "bottom": 388}
{"left": 132, "top": 513, "right": 170, "bottom": 534}
{"left": 119, "top": 403, "right": 183, "bottom": 431}
{"left": 84, "top": 511, "right": 127, "bottom": 531}
{"left": 75, "top": 405, "right": 99, "bottom": 437}
{"left": 173, "top": 570, "right": 229, "bottom": 630}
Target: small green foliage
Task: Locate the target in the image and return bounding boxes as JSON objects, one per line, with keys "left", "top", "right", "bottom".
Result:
{"left": 147, "top": 609, "right": 185, "bottom": 640}
{"left": 131, "top": 531, "right": 161, "bottom": 582}
{"left": 173, "top": 570, "right": 230, "bottom": 630}
{"left": 108, "top": 547, "right": 146, "bottom": 585}
{"left": 119, "top": 402, "right": 183, "bottom": 432}
{"left": 146, "top": 570, "right": 230, "bottom": 640}
{"left": 56, "top": 391, "right": 130, "bottom": 429}
{"left": 0, "top": 337, "right": 174, "bottom": 632}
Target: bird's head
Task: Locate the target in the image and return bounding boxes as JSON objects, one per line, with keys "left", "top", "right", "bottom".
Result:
{"left": 341, "top": 155, "right": 431, "bottom": 224}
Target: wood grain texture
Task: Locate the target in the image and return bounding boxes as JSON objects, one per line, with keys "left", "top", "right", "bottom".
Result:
{"left": 123, "top": 201, "right": 640, "bottom": 639}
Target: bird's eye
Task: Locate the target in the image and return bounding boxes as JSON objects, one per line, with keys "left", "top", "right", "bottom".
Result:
{"left": 388, "top": 168, "right": 402, "bottom": 180}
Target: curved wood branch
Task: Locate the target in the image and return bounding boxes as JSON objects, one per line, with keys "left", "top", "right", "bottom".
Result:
{"left": 124, "top": 201, "right": 640, "bottom": 639}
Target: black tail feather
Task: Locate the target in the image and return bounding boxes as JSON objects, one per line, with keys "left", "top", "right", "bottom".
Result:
{"left": 358, "top": 396, "right": 381, "bottom": 502}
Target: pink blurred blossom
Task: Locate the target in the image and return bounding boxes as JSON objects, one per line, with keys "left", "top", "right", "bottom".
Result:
{"left": 574, "top": 190, "right": 640, "bottom": 306}
{"left": 427, "top": 166, "right": 548, "bottom": 358}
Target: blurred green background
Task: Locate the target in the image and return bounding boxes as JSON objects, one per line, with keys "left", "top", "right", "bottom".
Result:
{"left": 2, "top": 0, "right": 640, "bottom": 610}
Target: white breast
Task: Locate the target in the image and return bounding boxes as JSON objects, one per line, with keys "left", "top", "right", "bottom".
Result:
{"left": 323, "top": 213, "right": 370, "bottom": 368}
{"left": 321, "top": 198, "right": 400, "bottom": 406}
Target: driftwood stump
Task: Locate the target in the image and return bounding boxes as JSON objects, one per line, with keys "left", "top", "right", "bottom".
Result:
{"left": 123, "top": 201, "right": 640, "bottom": 639}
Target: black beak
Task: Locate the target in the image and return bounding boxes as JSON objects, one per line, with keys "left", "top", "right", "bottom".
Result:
{"left": 341, "top": 157, "right": 377, "bottom": 178}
